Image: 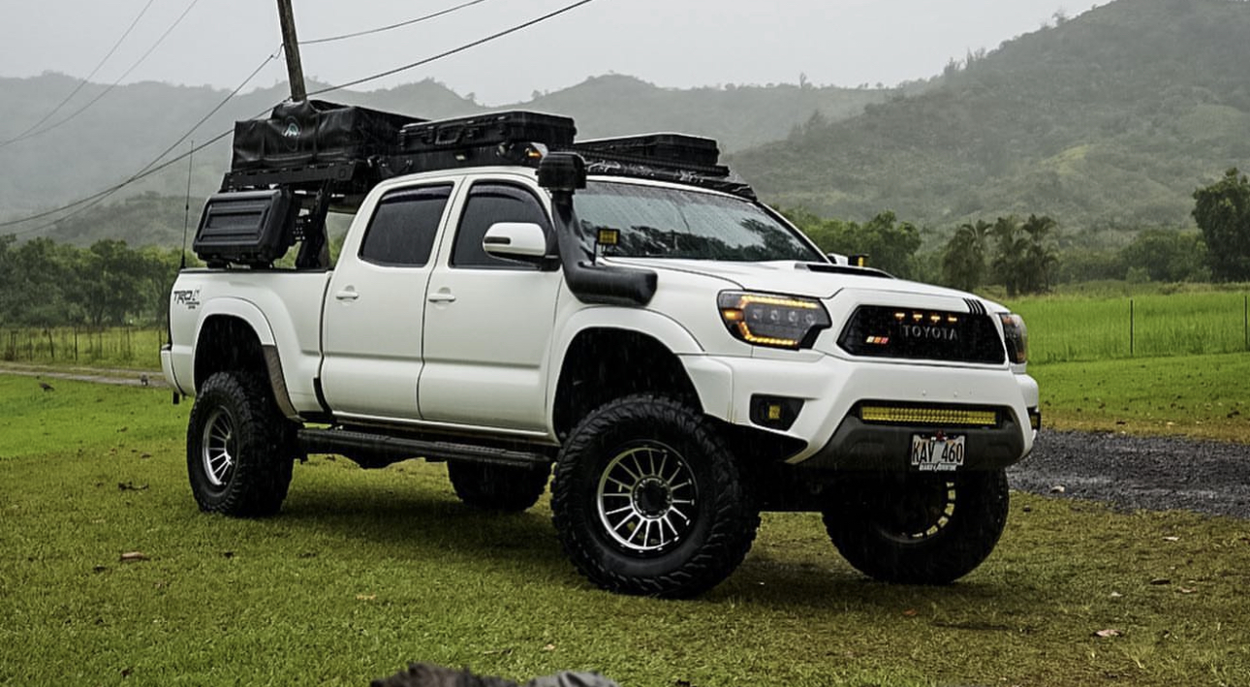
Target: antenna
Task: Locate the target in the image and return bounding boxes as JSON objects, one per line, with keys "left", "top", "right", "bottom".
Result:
{"left": 181, "top": 139, "right": 193, "bottom": 270}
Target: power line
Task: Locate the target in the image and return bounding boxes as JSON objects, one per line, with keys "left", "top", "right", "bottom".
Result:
{"left": 2, "top": 128, "right": 232, "bottom": 236}
{"left": 301, "top": 0, "right": 491, "bottom": 46}
{"left": 309, "top": 0, "right": 602, "bottom": 96}
{"left": 0, "top": 0, "right": 202, "bottom": 150}
{"left": 2, "top": 50, "right": 279, "bottom": 235}
{"left": 0, "top": 0, "right": 157, "bottom": 147}
{"left": 2, "top": 0, "right": 607, "bottom": 235}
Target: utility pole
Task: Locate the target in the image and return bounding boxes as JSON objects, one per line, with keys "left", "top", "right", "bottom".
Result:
{"left": 276, "top": 0, "right": 307, "bottom": 102}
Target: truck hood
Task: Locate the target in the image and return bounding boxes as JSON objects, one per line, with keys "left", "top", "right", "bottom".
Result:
{"left": 608, "top": 258, "right": 1003, "bottom": 309}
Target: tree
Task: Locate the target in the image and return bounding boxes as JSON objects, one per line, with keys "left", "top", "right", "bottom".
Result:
{"left": 941, "top": 220, "right": 993, "bottom": 291}
{"left": 1192, "top": 168, "right": 1250, "bottom": 281}
{"left": 815, "top": 209, "right": 925, "bottom": 277}
{"left": 792, "top": 210, "right": 921, "bottom": 278}
{"left": 1119, "top": 228, "right": 1208, "bottom": 282}
{"left": 990, "top": 215, "right": 1059, "bottom": 295}
{"left": 73, "top": 240, "right": 148, "bottom": 327}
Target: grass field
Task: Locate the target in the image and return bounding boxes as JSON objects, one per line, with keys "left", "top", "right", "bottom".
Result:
{"left": 0, "top": 326, "right": 163, "bottom": 371}
{"left": 1030, "top": 352, "right": 1250, "bottom": 443}
{"left": 2, "top": 376, "right": 1249, "bottom": 686}
{"left": 1002, "top": 286, "right": 1250, "bottom": 364}
{"left": 2, "top": 283, "right": 1247, "bottom": 370}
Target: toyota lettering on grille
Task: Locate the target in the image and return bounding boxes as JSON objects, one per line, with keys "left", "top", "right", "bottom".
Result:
{"left": 897, "top": 323, "right": 959, "bottom": 341}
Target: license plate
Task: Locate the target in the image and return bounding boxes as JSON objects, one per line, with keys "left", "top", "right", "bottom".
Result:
{"left": 910, "top": 433, "right": 965, "bottom": 471}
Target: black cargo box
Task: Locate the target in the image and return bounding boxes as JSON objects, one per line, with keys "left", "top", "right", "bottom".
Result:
{"left": 231, "top": 100, "right": 423, "bottom": 171}
{"left": 399, "top": 111, "right": 575, "bottom": 154}
{"left": 575, "top": 133, "right": 721, "bottom": 169}
{"left": 193, "top": 189, "right": 298, "bottom": 266}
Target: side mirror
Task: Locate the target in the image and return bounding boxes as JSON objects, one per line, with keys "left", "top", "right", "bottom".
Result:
{"left": 483, "top": 222, "right": 549, "bottom": 261}
{"left": 825, "top": 252, "right": 849, "bottom": 266}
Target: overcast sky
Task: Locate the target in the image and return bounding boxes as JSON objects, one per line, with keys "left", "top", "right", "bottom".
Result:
{"left": 1, "top": 0, "right": 1078, "bottom": 104}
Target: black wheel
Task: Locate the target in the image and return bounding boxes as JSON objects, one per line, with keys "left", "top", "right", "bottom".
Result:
{"left": 186, "top": 370, "right": 297, "bottom": 517}
{"left": 551, "top": 394, "right": 759, "bottom": 598}
{"left": 822, "top": 469, "right": 1009, "bottom": 584}
{"left": 447, "top": 461, "right": 550, "bottom": 512}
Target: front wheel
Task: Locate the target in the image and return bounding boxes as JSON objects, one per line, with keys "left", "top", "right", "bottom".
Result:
{"left": 551, "top": 394, "right": 759, "bottom": 598}
{"left": 186, "top": 371, "right": 296, "bottom": 517}
{"left": 822, "top": 469, "right": 1009, "bottom": 584}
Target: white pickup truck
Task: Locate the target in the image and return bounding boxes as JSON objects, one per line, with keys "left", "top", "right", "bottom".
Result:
{"left": 163, "top": 112, "right": 1038, "bottom": 598}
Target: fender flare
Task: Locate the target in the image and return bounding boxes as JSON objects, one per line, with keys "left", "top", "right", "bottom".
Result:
{"left": 546, "top": 308, "right": 734, "bottom": 423}
{"left": 193, "top": 298, "right": 277, "bottom": 352}
{"left": 190, "top": 299, "right": 299, "bottom": 420}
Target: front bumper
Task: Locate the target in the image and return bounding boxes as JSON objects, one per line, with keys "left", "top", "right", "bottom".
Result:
{"left": 802, "top": 414, "right": 1025, "bottom": 471}
{"left": 683, "top": 351, "right": 1038, "bottom": 468}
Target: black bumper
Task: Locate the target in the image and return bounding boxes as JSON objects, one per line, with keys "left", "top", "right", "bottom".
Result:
{"left": 799, "top": 415, "right": 1029, "bottom": 472}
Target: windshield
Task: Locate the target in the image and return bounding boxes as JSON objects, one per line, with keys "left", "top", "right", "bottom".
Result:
{"left": 572, "top": 181, "right": 823, "bottom": 262}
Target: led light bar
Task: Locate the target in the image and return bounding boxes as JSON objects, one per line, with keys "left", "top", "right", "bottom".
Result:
{"left": 860, "top": 405, "right": 998, "bottom": 427}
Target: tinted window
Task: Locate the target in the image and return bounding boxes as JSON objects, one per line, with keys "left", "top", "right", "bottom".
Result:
{"left": 359, "top": 185, "right": 452, "bottom": 267}
{"left": 573, "top": 181, "right": 822, "bottom": 262}
{"left": 452, "top": 183, "right": 550, "bottom": 269}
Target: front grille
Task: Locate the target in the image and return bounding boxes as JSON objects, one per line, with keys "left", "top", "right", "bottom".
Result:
{"left": 838, "top": 305, "right": 1005, "bottom": 364}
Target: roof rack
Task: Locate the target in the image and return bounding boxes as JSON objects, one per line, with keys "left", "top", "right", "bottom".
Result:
{"left": 201, "top": 104, "right": 758, "bottom": 268}
{"left": 222, "top": 103, "right": 754, "bottom": 199}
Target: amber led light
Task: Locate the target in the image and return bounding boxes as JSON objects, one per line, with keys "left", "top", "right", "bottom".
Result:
{"left": 860, "top": 405, "right": 998, "bottom": 427}
{"left": 717, "top": 291, "right": 831, "bottom": 350}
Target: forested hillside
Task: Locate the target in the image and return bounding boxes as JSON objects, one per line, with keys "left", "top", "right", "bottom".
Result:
{"left": 0, "top": 74, "right": 889, "bottom": 246}
{"left": 733, "top": 0, "right": 1250, "bottom": 244}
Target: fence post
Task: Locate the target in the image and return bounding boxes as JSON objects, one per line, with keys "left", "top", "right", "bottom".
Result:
{"left": 1130, "top": 299, "right": 1135, "bottom": 357}
{"left": 1244, "top": 293, "right": 1248, "bottom": 352}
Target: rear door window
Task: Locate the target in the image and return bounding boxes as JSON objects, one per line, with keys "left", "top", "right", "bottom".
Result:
{"left": 359, "top": 184, "right": 453, "bottom": 267}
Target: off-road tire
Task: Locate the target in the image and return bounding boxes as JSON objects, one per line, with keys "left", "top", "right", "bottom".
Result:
{"left": 822, "top": 469, "right": 1009, "bottom": 584}
{"left": 447, "top": 461, "right": 550, "bottom": 512}
{"left": 186, "top": 370, "right": 296, "bottom": 517}
{"left": 551, "top": 394, "right": 759, "bottom": 598}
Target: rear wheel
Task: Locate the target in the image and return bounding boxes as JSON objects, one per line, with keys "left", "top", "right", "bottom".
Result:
{"left": 447, "top": 461, "right": 550, "bottom": 512}
{"left": 822, "top": 469, "right": 1009, "bottom": 584}
{"left": 551, "top": 394, "right": 759, "bottom": 598}
{"left": 186, "top": 370, "right": 297, "bottom": 517}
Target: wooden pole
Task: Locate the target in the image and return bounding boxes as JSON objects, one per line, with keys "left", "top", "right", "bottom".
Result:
{"left": 1130, "top": 299, "right": 1135, "bottom": 357}
{"left": 276, "top": 0, "right": 307, "bottom": 102}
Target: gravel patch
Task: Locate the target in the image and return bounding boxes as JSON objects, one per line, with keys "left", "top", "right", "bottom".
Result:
{"left": 0, "top": 362, "right": 165, "bottom": 388}
{"left": 1010, "top": 430, "right": 1250, "bottom": 519}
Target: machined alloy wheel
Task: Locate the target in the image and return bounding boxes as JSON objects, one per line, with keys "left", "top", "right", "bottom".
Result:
{"left": 551, "top": 393, "right": 759, "bottom": 598}
{"left": 200, "top": 407, "right": 237, "bottom": 489}
{"left": 596, "top": 442, "right": 697, "bottom": 553}
{"left": 186, "top": 370, "right": 297, "bottom": 517}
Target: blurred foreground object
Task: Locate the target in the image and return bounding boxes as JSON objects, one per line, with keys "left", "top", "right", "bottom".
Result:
{"left": 370, "top": 663, "right": 619, "bottom": 687}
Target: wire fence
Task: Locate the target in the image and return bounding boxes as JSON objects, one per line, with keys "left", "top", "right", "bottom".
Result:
{"left": 0, "top": 327, "right": 164, "bottom": 369}
{"left": 3, "top": 294, "right": 1248, "bottom": 370}
{"left": 1015, "top": 292, "right": 1250, "bottom": 363}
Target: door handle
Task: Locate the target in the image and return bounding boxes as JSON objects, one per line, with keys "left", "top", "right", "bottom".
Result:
{"left": 427, "top": 291, "right": 457, "bottom": 304}
{"left": 335, "top": 289, "right": 359, "bottom": 301}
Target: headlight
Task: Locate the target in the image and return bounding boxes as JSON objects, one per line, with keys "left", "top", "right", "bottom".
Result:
{"left": 718, "top": 291, "right": 831, "bottom": 350}
{"left": 998, "top": 312, "right": 1028, "bottom": 364}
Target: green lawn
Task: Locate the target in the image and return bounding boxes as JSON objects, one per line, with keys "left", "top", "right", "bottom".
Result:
{"left": 0, "top": 326, "right": 164, "bottom": 371}
{"left": 1, "top": 375, "right": 1248, "bottom": 686}
{"left": 1003, "top": 285, "right": 1250, "bottom": 364}
{"left": 1030, "top": 352, "right": 1250, "bottom": 443}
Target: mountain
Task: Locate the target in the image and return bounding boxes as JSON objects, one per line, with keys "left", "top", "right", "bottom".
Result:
{"left": 527, "top": 74, "right": 888, "bottom": 152}
{"left": 731, "top": 0, "right": 1250, "bottom": 246}
{"left": 0, "top": 73, "right": 890, "bottom": 246}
